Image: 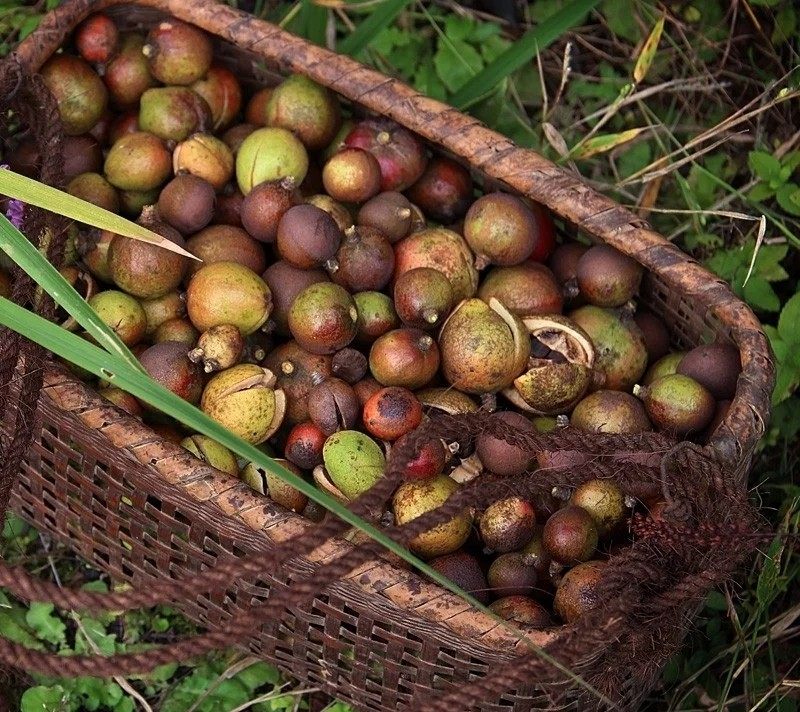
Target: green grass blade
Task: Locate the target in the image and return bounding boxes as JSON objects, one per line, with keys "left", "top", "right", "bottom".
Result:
{"left": 0, "top": 169, "right": 197, "bottom": 260}
{"left": 338, "top": 0, "right": 412, "bottom": 56}
{"left": 450, "top": 0, "right": 601, "bottom": 109}
{"left": 299, "top": 0, "right": 328, "bottom": 45}
{"left": 0, "top": 215, "right": 144, "bottom": 373}
{"left": 0, "top": 296, "right": 606, "bottom": 703}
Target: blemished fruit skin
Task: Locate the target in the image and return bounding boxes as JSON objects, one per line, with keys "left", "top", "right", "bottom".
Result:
{"left": 639, "top": 373, "right": 716, "bottom": 435}
{"left": 41, "top": 55, "right": 108, "bottom": 135}
{"left": 676, "top": 342, "right": 741, "bottom": 400}
{"left": 554, "top": 560, "right": 607, "bottom": 623}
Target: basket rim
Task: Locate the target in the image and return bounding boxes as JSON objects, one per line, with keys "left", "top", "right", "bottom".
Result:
{"left": 10, "top": 0, "right": 774, "bottom": 654}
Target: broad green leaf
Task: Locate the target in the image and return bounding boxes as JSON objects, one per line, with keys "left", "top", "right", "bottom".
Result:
{"left": 778, "top": 293, "right": 800, "bottom": 344}
{"left": 0, "top": 606, "right": 43, "bottom": 649}
{"left": 633, "top": 15, "right": 665, "bottom": 83}
{"left": 0, "top": 169, "right": 195, "bottom": 260}
{"left": 742, "top": 276, "right": 780, "bottom": 312}
{"left": 601, "top": 0, "right": 641, "bottom": 41}
{"left": 237, "top": 661, "right": 281, "bottom": 690}
{"left": 25, "top": 602, "right": 67, "bottom": 646}
{"left": 339, "top": 0, "right": 413, "bottom": 56}
{"left": 20, "top": 686, "right": 67, "bottom": 712}
{"left": 433, "top": 38, "right": 484, "bottom": 93}
{"left": 748, "top": 151, "right": 782, "bottom": 182}
{"left": 444, "top": 14, "right": 474, "bottom": 40}
{"left": 450, "top": 0, "right": 601, "bottom": 108}
{"left": 617, "top": 140, "right": 652, "bottom": 178}
{"left": 572, "top": 128, "right": 648, "bottom": 158}
{"left": 0, "top": 215, "right": 145, "bottom": 374}
{"left": 773, "top": 6, "right": 798, "bottom": 44}
{"left": 775, "top": 183, "right": 800, "bottom": 216}
{"left": 748, "top": 183, "right": 776, "bottom": 202}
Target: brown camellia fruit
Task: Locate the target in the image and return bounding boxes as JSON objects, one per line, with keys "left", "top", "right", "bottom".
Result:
{"left": 548, "top": 242, "right": 587, "bottom": 294}
{"left": 487, "top": 553, "right": 538, "bottom": 597}
{"left": 41, "top": 55, "right": 108, "bottom": 135}
{"left": 328, "top": 226, "right": 395, "bottom": 293}
{"left": 394, "top": 227, "right": 479, "bottom": 302}
{"left": 476, "top": 411, "right": 536, "bottom": 476}
{"left": 393, "top": 267, "right": 453, "bottom": 330}
{"left": 276, "top": 204, "right": 342, "bottom": 270}
{"left": 186, "top": 261, "right": 272, "bottom": 336}
{"left": 479, "top": 497, "right": 537, "bottom": 553}
{"left": 553, "top": 560, "right": 606, "bottom": 623}
{"left": 429, "top": 551, "right": 489, "bottom": 604}
{"left": 284, "top": 421, "right": 327, "bottom": 470}
{"left": 192, "top": 66, "right": 243, "bottom": 131}
{"left": 262, "top": 261, "right": 328, "bottom": 336}
{"left": 570, "top": 390, "right": 651, "bottom": 434}
{"left": 245, "top": 87, "right": 272, "bottom": 125}
{"left": 357, "top": 191, "right": 413, "bottom": 243}
{"left": 307, "top": 378, "right": 360, "bottom": 435}
{"left": 363, "top": 386, "right": 422, "bottom": 441}
{"left": 288, "top": 282, "right": 358, "bottom": 355}
{"left": 63, "top": 135, "right": 103, "bottom": 180}
{"left": 108, "top": 111, "right": 140, "bottom": 145}
{"left": 139, "top": 341, "right": 203, "bottom": 404}
{"left": 67, "top": 173, "right": 119, "bottom": 213}
{"left": 157, "top": 174, "right": 216, "bottom": 235}
{"left": 635, "top": 373, "right": 715, "bottom": 435}
{"left": 331, "top": 348, "right": 369, "bottom": 384}
{"left": 75, "top": 14, "right": 120, "bottom": 65}
{"left": 104, "top": 132, "right": 172, "bottom": 192}
{"left": 107, "top": 217, "right": 188, "bottom": 299}
{"left": 344, "top": 118, "right": 428, "bottom": 192}
{"left": 186, "top": 225, "right": 266, "bottom": 277}
{"left": 405, "top": 155, "right": 473, "bottom": 224}
{"left": 138, "top": 86, "right": 211, "bottom": 142}
{"left": 634, "top": 311, "right": 671, "bottom": 363}
{"left": 369, "top": 328, "right": 440, "bottom": 390}
{"left": 264, "top": 341, "right": 333, "bottom": 424}
{"left": 222, "top": 123, "right": 257, "bottom": 154}
{"left": 265, "top": 75, "right": 341, "bottom": 150}
{"left": 477, "top": 263, "right": 563, "bottom": 317}
{"left": 464, "top": 193, "right": 537, "bottom": 268}
{"left": 103, "top": 33, "right": 157, "bottom": 108}
{"left": 306, "top": 194, "right": 353, "bottom": 232}
{"left": 489, "top": 596, "right": 551, "bottom": 627}
{"left": 213, "top": 189, "right": 245, "bottom": 227}
{"left": 576, "top": 245, "right": 643, "bottom": 308}
{"left": 570, "top": 479, "right": 626, "bottom": 536}
{"left": 676, "top": 342, "right": 741, "bottom": 400}
{"left": 240, "top": 178, "right": 298, "bottom": 243}
{"left": 542, "top": 505, "right": 598, "bottom": 564}
{"left": 322, "top": 148, "right": 382, "bottom": 204}
{"left": 143, "top": 20, "right": 212, "bottom": 85}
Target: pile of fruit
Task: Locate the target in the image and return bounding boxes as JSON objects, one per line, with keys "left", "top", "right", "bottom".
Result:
{"left": 0, "top": 13, "right": 742, "bottom": 630}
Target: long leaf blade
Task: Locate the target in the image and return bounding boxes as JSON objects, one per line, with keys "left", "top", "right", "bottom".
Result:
{"left": 338, "top": 0, "right": 412, "bottom": 56}
{"left": 633, "top": 15, "right": 665, "bottom": 83}
{"left": 0, "top": 169, "right": 196, "bottom": 260}
{"left": 450, "top": 0, "right": 601, "bottom": 108}
{"left": 0, "top": 215, "right": 144, "bottom": 373}
{"left": 0, "top": 296, "right": 610, "bottom": 701}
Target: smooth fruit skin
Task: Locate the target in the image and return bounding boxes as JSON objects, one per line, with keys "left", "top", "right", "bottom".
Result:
{"left": 192, "top": 66, "right": 243, "bottom": 131}
{"left": 104, "top": 132, "right": 172, "bottom": 192}
{"left": 323, "top": 430, "right": 385, "bottom": 500}
{"left": 542, "top": 505, "right": 598, "bottom": 564}
{"left": 329, "top": 226, "right": 395, "bottom": 293}
{"left": 201, "top": 364, "right": 283, "bottom": 444}
{"left": 405, "top": 155, "right": 473, "bottom": 224}
{"left": 643, "top": 352, "right": 685, "bottom": 386}
{"left": 104, "top": 34, "right": 157, "bottom": 108}
{"left": 157, "top": 174, "right": 216, "bottom": 235}
{"left": 108, "top": 229, "right": 188, "bottom": 299}
{"left": 181, "top": 434, "right": 239, "bottom": 476}
{"left": 276, "top": 204, "right": 342, "bottom": 270}
{"left": 240, "top": 180, "right": 298, "bottom": 244}
{"left": 143, "top": 20, "right": 212, "bottom": 85}
{"left": 634, "top": 311, "right": 671, "bottom": 363}
{"left": 569, "top": 305, "right": 648, "bottom": 391}
{"left": 186, "top": 225, "right": 266, "bottom": 277}
{"left": 479, "top": 497, "right": 537, "bottom": 553}
{"left": 575, "top": 245, "right": 643, "bottom": 307}
{"left": 476, "top": 411, "right": 536, "bottom": 477}
{"left": 262, "top": 261, "right": 329, "bottom": 336}
{"left": 487, "top": 553, "right": 538, "bottom": 597}
{"left": 138, "top": 87, "right": 211, "bottom": 142}
{"left": 570, "top": 390, "right": 651, "bottom": 434}
{"left": 676, "top": 342, "right": 741, "bottom": 400}
{"left": 75, "top": 14, "right": 119, "bottom": 64}
{"left": 393, "top": 475, "right": 472, "bottom": 559}
{"left": 353, "top": 291, "right": 399, "bottom": 344}
{"left": 394, "top": 433, "right": 447, "bottom": 480}
{"left": 393, "top": 267, "right": 453, "bottom": 330}
{"left": 322, "top": 148, "right": 382, "bottom": 204}
{"left": 186, "top": 261, "right": 272, "bottom": 336}
{"left": 570, "top": 479, "right": 625, "bottom": 536}
{"left": 640, "top": 374, "right": 715, "bottom": 435}
{"left": 553, "top": 560, "right": 606, "bottom": 623}
{"left": 266, "top": 75, "right": 341, "bottom": 150}
{"left": 236, "top": 127, "right": 309, "bottom": 195}
{"left": 139, "top": 341, "right": 204, "bottom": 405}
{"left": 357, "top": 191, "right": 412, "bottom": 243}
{"left": 67, "top": 172, "right": 119, "bottom": 213}
{"left": 464, "top": 193, "right": 537, "bottom": 267}
{"left": 288, "top": 282, "right": 358, "bottom": 355}
{"left": 88, "top": 290, "right": 146, "bottom": 346}
{"left": 394, "top": 228, "right": 479, "bottom": 303}
{"left": 477, "top": 263, "right": 563, "bottom": 317}
{"left": 41, "top": 55, "right": 108, "bottom": 135}
{"left": 362, "top": 387, "right": 423, "bottom": 441}
{"left": 368, "top": 328, "right": 440, "bottom": 390}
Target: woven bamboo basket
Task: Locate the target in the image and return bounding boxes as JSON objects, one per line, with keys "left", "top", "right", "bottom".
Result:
{"left": 2, "top": 0, "right": 774, "bottom": 709}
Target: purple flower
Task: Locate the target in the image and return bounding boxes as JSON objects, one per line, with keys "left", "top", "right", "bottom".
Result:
{"left": 1, "top": 163, "right": 25, "bottom": 228}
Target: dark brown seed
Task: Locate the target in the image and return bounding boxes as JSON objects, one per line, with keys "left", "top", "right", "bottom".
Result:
{"left": 307, "top": 377, "right": 360, "bottom": 435}
{"left": 331, "top": 347, "right": 369, "bottom": 384}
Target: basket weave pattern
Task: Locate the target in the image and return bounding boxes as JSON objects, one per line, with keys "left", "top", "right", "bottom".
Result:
{"left": 0, "top": 1, "right": 775, "bottom": 709}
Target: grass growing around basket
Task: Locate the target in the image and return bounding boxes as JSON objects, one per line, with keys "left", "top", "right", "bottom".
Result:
{"left": 1, "top": 0, "right": 800, "bottom": 709}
